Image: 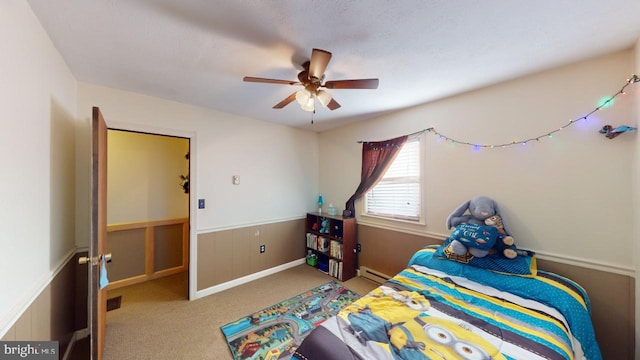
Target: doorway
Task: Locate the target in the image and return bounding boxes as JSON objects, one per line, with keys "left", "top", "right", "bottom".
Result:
{"left": 105, "top": 129, "right": 191, "bottom": 297}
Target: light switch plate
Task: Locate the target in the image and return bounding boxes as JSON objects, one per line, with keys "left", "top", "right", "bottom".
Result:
{"left": 232, "top": 175, "right": 240, "bottom": 185}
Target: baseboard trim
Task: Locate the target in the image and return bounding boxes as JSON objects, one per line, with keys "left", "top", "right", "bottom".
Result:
{"left": 193, "top": 258, "right": 306, "bottom": 299}
{"left": 61, "top": 328, "right": 89, "bottom": 360}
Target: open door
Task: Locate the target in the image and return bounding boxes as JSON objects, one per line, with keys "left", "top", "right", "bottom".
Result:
{"left": 87, "top": 106, "right": 109, "bottom": 360}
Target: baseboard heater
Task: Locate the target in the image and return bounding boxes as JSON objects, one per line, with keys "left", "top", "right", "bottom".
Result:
{"left": 358, "top": 266, "right": 391, "bottom": 284}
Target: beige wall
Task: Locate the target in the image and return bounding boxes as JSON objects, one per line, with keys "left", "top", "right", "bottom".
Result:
{"left": 0, "top": 0, "right": 78, "bottom": 336}
{"left": 107, "top": 130, "right": 189, "bottom": 224}
{"left": 319, "top": 49, "right": 636, "bottom": 271}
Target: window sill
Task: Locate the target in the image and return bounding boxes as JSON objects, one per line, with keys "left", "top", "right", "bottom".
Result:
{"left": 358, "top": 212, "right": 424, "bottom": 229}
{"left": 357, "top": 214, "right": 446, "bottom": 240}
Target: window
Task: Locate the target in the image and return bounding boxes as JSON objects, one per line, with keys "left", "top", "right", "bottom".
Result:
{"left": 365, "top": 137, "right": 421, "bottom": 221}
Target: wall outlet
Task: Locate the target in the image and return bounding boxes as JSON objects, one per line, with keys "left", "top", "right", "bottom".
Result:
{"left": 259, "top": 244, "right": 265, "bottom": 253}
{"left": 198, "top": 199, "right": 205, "bottom": 209}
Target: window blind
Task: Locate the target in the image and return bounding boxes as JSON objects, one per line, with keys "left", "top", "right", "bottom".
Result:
{"left": 365, "top": 139, "right": 421, "bottom": 221}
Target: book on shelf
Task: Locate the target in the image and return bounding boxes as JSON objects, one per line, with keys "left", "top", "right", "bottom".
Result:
{"left": 306, "top": 233, "right": 318, "bottom": 250}
{"left": 328, "top": 259, "right": 343, "bottom": 280}
{"left": 330, "top": 240, "right": 343, "bottom": 259}
{"left": 306, "top": 233, "right": 332, "bottom": 255}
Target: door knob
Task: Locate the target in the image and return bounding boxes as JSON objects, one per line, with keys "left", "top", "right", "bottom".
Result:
{"left": 78, "top": 253, "right": 112, "bottom": 265}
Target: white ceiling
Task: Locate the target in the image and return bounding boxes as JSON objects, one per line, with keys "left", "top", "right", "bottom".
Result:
{"left": 27, "top": 0, "right": 640, "bottom": 132}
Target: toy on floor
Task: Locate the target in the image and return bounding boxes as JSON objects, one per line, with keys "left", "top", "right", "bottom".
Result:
{"left": 446, "top": 196, "right": 518, "bottom": 259}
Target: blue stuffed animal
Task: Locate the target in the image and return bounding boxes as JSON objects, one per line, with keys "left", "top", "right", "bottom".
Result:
{"left": 320, "top": 218, "right": 330, "bottom": 233}
{"left": 446, "top": 196, "right": 518, "bottom": 258}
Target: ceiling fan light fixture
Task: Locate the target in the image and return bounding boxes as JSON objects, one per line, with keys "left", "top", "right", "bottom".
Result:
{"left": 316, "top": 90, "right": 332, "bottom": 107}
{"left": 243, "top": 48, "right": 378, "bottom": 113}
{"left": 301, "top": 97, "right": 315, "bottom": 112}
{"left": 296, "top": 89, "right": 312, "bottom": 106}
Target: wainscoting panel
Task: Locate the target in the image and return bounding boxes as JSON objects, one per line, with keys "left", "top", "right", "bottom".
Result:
{"left": 106, "top": 217, "right": 189, "bottom": 290}
{"left": 266, "top": 220, "right": 305, "bottom": 269}
{"left": 197, "top": 218, "right": 305, "bottom": 291}
{"left": 1, "top": 251, "right": 86, "bottom": 358}
{"left": 357, "top": 224, "right": 441, "bottom": 276}
{"left": 357, "top": 224, "right": 635, "bottom": 360}
{"left": 154, "top": 223, "right": 185, "bottom": 271}
{"left": 199, "top": 230, "right": 234, "bottom": 286}
{"left": 107, "top": 228, "right": 146, "bottom": 280}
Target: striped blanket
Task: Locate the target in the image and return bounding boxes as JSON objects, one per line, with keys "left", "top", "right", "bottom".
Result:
{"left": 293, "top": 247, "right": 601, "bottom": 360}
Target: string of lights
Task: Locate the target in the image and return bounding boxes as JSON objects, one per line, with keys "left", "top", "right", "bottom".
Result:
{"left": 358, "top": 74, "right": 639, "bottom": 148}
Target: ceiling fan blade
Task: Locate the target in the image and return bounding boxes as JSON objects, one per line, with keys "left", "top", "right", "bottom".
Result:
{"left": 308, "top": 49, "right": 332, "bottom": 82}
{"left": 273, "top": 92, "right": 298, "bottom": 109}
{"left": 324, "top": 78, "right": 379, "bottom": 89}
{"left": 243, "top": 76, "right": 300, "bottom": 86}
{"left": 327, "top": 98, "right": 341, "bottom": 110}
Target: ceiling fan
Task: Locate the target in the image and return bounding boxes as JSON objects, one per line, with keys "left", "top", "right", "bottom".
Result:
{"left": 243, "top": 48, "right": 379, "bottom": 112}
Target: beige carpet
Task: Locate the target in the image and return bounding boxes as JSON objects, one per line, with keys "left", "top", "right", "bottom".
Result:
{"left": 103, "top": 264, "right": 379, "bottom": 360}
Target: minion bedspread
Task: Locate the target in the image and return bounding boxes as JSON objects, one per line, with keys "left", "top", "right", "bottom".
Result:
{"left": 292, "top": 246, "right": 601, "bottom": 360}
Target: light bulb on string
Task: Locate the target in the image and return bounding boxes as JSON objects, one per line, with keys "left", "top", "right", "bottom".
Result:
{"left": 598, "top": 96, "right": 615, "bottom": 109}
{"left": 407, "top": 75, "right": 638, "bottom": 150}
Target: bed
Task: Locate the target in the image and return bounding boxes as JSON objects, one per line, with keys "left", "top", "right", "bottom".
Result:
{"left": 292, "top": 245, "right": 602, "bottom": 360}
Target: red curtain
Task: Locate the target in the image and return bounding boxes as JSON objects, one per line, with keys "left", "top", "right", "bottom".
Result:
{"left": 344, "top": 135, "right": 408, "bottom": 217}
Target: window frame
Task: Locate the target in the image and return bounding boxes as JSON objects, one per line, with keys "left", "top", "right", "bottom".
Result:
{"left": 360, "top": 134, "right": 425, "bottom": 225}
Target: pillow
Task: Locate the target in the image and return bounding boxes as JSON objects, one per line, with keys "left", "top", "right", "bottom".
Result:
{"left": 448, "top": 223, "right": 498, "bottom": 251}
{"left": 435, "top": 237, "right": 537, "bottom": 277}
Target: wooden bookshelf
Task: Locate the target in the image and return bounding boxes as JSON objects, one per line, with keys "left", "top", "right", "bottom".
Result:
{"left": 305, "top": 212, "right": 356, "bottom": 281}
